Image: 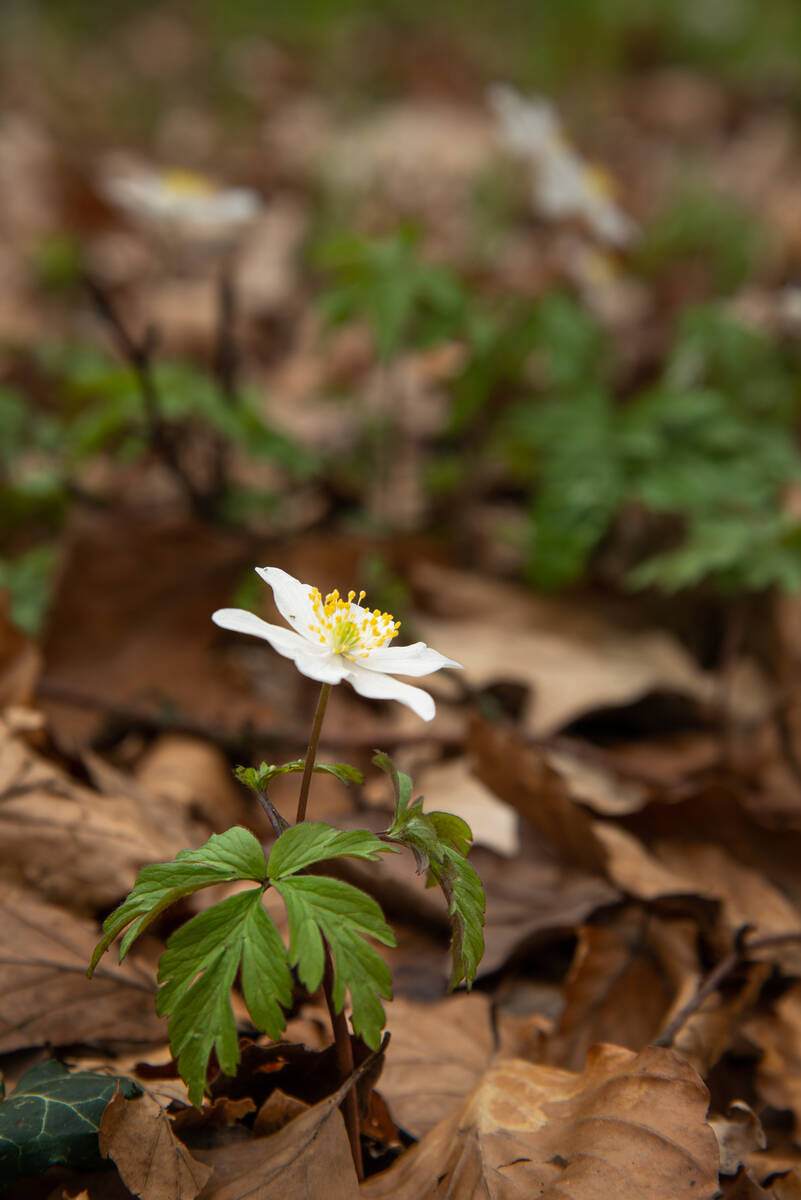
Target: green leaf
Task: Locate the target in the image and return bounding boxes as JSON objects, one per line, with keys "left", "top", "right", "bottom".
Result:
{"left": 426, "top": 811, "right": 474, "bottom": 859}
{"left": 273, "top": 874, "right": 395, "bottom": 1049}
{"left": 157, "top": 889, "right": 292, "bottom": 1107}
{"left": 235, "top": 760, "right": 364, "bottom": 793}
{"left": 0, "top": 1061, "right": 139, "bottom": 1189}
{"left": 88, "top": 826, "right": 267, "bottom": 975}
{"left": 372, "top": 751, "right": 413, "bottom": 816}
{"left": 374, "top": 751, "right": 485, "bottom": 988}
{"left": 267, "top": 821, "right": 396, "bottom": 879}
{"left": 428, "top": 848, "right": 486, "bottom": 990}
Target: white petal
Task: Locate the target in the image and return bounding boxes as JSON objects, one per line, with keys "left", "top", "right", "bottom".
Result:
{"left": 212, "top": 608, "right": 309, "bottom": 659}
{"left": 358, "top": 642, "right": 462, "bottom": 678}
{"left": 293, "top": 652, "right": 350, "bottom": 685}
{"left": 343, "top": 661, "right": 435, "bottom": 721}
{"left": 255, "top": 567, "right": 317, "bottom": 636}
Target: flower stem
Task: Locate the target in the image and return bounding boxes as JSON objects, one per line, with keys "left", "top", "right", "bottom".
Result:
{"left": 295, "top": 681, "right": 363, "bottom": 1178}
{"left": 295, "top": 682, "right": 331, "bottom": 823}
{"left": 323, "top": 952, "right": 364, "bottom": 1181}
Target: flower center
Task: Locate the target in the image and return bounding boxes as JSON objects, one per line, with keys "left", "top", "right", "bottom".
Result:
{"left": 307, "top": 588, "right": 400, "bottom": 658}
{"left": 161, "top": 168, "right": 216, "bottom": 197}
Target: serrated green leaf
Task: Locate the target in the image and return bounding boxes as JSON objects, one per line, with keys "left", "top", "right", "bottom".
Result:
{"left": 88, "top": 826, "right": 267, "bottom": 976}
{"left": 268, "top": 821, "right": 396, "bottom": 880}
{"left": 429, "top": 848, "right": 486, "bottom": 990}
{"left": 236, "top": 760, "right": 364, "bottom": 793}
{"left": 372, "top": 750, "right": 413, "bottom": 816}
{"left": 425, "top": 811, "right": 474, "bottom": 859}
{"left": 274, "top": 875, "right": 395, "bottom": 1049}
{"left": 0, "top": 1061, "right": 139, "bottom": 1189}
{"left": 157, "top": 889, "right": 291, "bottom": 1107}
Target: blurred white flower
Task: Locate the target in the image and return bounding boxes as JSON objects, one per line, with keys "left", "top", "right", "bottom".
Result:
{"left": 101, "top": 162, "right": 260, "bottom": 238}
{"left": 213, "top": 566, "right": 462, "bottom": 721}
{"left": 488, "top": 84, "right": 637, "bottom": 248}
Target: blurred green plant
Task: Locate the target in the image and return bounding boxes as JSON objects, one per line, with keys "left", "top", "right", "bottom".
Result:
{"left": 501, "top": 299, "right": 801, "bottom": 594}
{"left": 315, "top": 227, "right": 469, "bottom": 361}
{"left": 634, "top": 181, "right": 765, "bottom": 294}
{"left": 0, "top": 350, "right": 315, "bottom": 632}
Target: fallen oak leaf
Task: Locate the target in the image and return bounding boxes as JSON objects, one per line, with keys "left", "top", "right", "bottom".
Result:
{"left": 99, "top": 1087, "right": 211, "bottom": 1200}
{"left": 363, "top": 1044, "right": 720, "bottom": 1200}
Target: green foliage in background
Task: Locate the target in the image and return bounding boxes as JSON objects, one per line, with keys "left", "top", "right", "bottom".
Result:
{"left": 316, "top": 228, "right": 469, "bottom": 361}
{"left": 634, "top": 181, "right": 765, "bottom": 295}
{"left": 0, "top": 351, "right": 314, "bottom": 633}
{"left": 501, "top": 298, "right": 801, "bottom": 594}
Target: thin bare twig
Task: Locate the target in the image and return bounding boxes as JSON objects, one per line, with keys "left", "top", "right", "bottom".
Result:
{"left": 654, "top": 930, "right": 801, "bottom": 1048}
{"left": 83, "top": 273, "right": 211, "bottom": 519}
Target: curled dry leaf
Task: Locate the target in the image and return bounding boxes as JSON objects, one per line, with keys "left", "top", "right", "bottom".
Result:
{"left": 0, "top": 883, "right": 164, "bottom": 1054}
{"left": 543, "top": 913, "right": 680, "bottom": 1072}
{"left": 99, "top": 1088, "right": 211, "bottom": 1200}
{"left": 363, "top": 1044, "right": 720, "bottom": 1200}
{"left": 193, "top": 1077, "right": 360, "bottom": 1200}
{"left": 711, "top": 1101, "right": 766, "bottom": 1176}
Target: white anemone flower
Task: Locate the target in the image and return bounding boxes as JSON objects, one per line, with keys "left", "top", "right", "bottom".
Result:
{"left": 102, "top": 165, "right": 260, "bottom": 235}
{"left": 212, "top": 567, "right": 462, "bottom": 721}
{"left": 488, "top": 83, "right": 637, "bottom": 248}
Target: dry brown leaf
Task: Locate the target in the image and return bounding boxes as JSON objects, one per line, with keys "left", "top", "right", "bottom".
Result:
{"left": 670, "top": 960, "right": 770, "bottom": 1079}
{"left": 99, "top": 1088, "right": 211, "bottom": 1200}
{"left": 253, "top": 1089, "right": 309, "bottom": 1137}
{"left": 0, "top": 882, "right": 164, "bottom": 1054}
{"left": 746, "top": 983, "right": 801, "bottom": 1141}
{"left": 363, "top": 1044, "right": 720, "bottom": 1200}
{"left": 0, "top": 718, "right": 188, "bottom": 911}
{"left": 134, "top": 734, "right": 252, "bottom": 832}
{"left": 413, "top": 562, "right": 757, "bottom": 735}
{"left": 415, "top": 756, "right": 519, "bottom": 856}
{"left": 711, "top": 1102, "right": 767, "bottom": 1176}
{"left": 0, "top": 595, "right": 41, "bottom": 707}
{"left": 193, "top": 1077, "right": 360, "bottom": 1200}
{"left": 544, "top": 913, "right": 678, "bottom": 1071}
{"left": 379, "top": 994, "right": 494, "bottom": 1139}
{"left": 39, "top": 511, "right": 273, "bottom": 747}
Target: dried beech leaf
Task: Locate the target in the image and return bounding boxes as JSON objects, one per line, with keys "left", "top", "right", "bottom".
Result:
{"left": 99, "top": 1088, "right": 211, "bottom": 1200}
{"left": 0, "top": 883, "right": 163, "bottom": 1054}
{"left": 711, "top": 1101, "right": 766, "bottom": 1176}
{"left": 414, "top": 562, "right": 736, "bottom": 735}
{"left": 0, "top": 719, "right": 194, "bottom": 912}
{"left": 363, "top": 1044, "right": 720, "bottom": 1200}
{"left": 380, "top": 994, "right": 494, "bottom": 1138}
{"left": 193, "top": 1079, "right": 360, "bottom": 1200}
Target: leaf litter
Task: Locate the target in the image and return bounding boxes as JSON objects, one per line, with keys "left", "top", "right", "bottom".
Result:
{"left": 5, "top": 13, "right": 801, "bottom": 1199}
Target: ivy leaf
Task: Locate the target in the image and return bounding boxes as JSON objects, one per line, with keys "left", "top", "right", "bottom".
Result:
{"left": 373, "top": 750, "right": 486, "bottom": 988}
{"left": 273, "top": 874, "right": 395, "bottom": 1049}
{"left": 88, "top": 826, "right": 268, "bottom": 975}
{"left": 0, "top": 1061, "right": 139, "bottom": 1189}
{"left": 235, "top": 760, "right": 364, "bottom": 793}
{"left": 157, "top": 889, "right": 292, "bottom": 1107}
{"left": 267, "top": 821, "right": 397, "bottom": 879}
